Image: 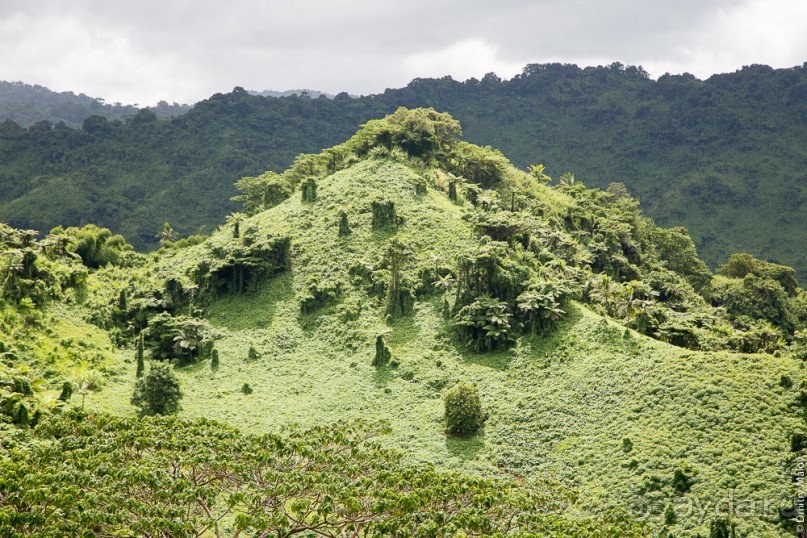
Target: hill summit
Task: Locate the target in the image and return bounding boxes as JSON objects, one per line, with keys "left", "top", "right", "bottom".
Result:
{"left": 1, "top": 108, "right": 806, "bottom": 536}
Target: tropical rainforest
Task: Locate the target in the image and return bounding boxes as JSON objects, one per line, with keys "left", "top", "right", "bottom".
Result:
{"left": 1, "top": 107, "right": 806, "bottom": 536}
{"left": 0, "top": 62, "right": 805, "bottom": 283}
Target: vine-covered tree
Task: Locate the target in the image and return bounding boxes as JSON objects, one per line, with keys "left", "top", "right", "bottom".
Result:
{"left": 130, "top": 361, "right": 182, "bottom": 416}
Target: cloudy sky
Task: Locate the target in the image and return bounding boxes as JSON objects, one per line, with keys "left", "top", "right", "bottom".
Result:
{"left": 1, "top": 0, "right": 805, "bottom": 106}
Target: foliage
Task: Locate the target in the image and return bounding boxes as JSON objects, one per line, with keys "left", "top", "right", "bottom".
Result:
{"left": 371, "top": 198, "right": 397, "bottom": 229}
{"left": 50, "top": 224, "right": 132, "bottom": 268}
{"left": 454, "top": 295, "right": 513, "bottom": 351}
{"left": 444, "top": 381, "right": 488, "bottom": 435}
{"left": 143, "top": 312, "right": 212, "bottom": 365}
{"left": 0, "top": 413, "right": 645, "bottom": 536}
{"left": 2, "top": 106, "right": 806, "bottom": 537}
{"left": 338, "top": 209, "right": 351, "bottom": 237}
{"left": 712, "top": 274, "right": 800, "bottom": 335}
{"left": 373, "top": 334, "right": 392, "bottom": 367}
{"left": 2, "top": 66, "right": 807, "bottom": 288}
{"left": 720, "top": 253, "right": 799, "bottom": 295}
{"left": 232, "top": 171, "right": 292, "bottom": 215}
{"left": 130, "top": 361, "right": 182, "bottom": 416}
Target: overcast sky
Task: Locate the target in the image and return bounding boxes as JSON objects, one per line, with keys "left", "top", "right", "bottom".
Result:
{"left": 1, "top": 0, "right": 805, "bottom": 106}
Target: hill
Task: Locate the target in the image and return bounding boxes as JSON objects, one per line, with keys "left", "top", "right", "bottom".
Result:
{"left": 0, "top": 80, "right": 190, "bottom": 128}
{"left": 0, "top": 63, "right": 806, "bottom": 283}
{"left": 1, "top": 109, "right": 806, "bottom": 536}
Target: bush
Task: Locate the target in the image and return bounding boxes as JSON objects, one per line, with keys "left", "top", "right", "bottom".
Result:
{"left": 372, "top": 335, "right": 392, "bottom": 367}
{"left": 58, "top": 382, "right": 73, "bottom": 402}
{"left": 131, "top": 362, "right": 182, "bottom": 416}
{"left": 444, "top": 381, "right": 487, "bottom": 436}
{"left": 672, "top": 466, "right": 694, "bottom": 494}
{"left": 51, "top": 224, "right": 132, "bottom": 268}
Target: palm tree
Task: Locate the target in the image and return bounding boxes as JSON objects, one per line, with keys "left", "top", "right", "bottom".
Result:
{"left": 41, "top": 233, "right": 80, "bottom": 260}
{"left": 558, "top": 172, "right": 576, "bottom": 187}
{"left": 1, "top": 250, "right": 24, "bottom": 291}
{"left": 528, "top": 163, "right": 551, "bottom": 183}
{"left": 226, "top": 213, "right": 245, "bottom": 238}
{"left": 158, "top": 222, "right": 175, "bottom": 245}
{"left": 172, "top": 319, "right": 207, "bottom": 365}
{"left": 588, "top": 274, "right": 616, "bottom": 314}
{"left": 183, "top": 283, "right": 199, "bottom": 316}
{"left": 433, "top": 274, "right": 456, "bottom": 293}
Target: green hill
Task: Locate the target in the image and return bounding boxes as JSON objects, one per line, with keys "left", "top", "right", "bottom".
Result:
{"left": 1, "top": 63, "right": 806, "bottom": 283}
{"left": 0, "top": 80, "right": 189, "bottom": 128}
{"left": 1, "top": 109, "right": 806, "bottom": 536}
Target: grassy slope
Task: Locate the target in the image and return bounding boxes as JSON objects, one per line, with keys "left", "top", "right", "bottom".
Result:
{"left": 77, "top": 157, "right": 804, "bottom": 536}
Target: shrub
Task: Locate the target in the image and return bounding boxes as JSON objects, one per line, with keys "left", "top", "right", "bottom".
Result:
{"left": 301, "top": 178, "right": 317, "bottom": 202}
{"left": 373, "top": 335, "right": 392, "bottom": 367}
{"left": 130, "top": 362, "right": 182, "bottom": 416}
{"left": 58, "top": 382, "right": 73, "bottom": 402}
{"left": 672, "top": 467, "right": 694, "bottom": 494}
{"left": 709, "top": 517, "right": 737, "bottom": 538}
{"left": 211, "top": 348, "right": 219, "bottom": 370}
{"left": 444, "top": 381, "right": 487, "bottom": 436}
{"left": 663, "top": 503, "right": 677, "bottom": 525}
{"left": 51, "top": 224, "right": 132, "bottom": 268}
{"left": 241, "top": 383, "right": 253, "bottom": 395}
{"left": 371, "top": 199, "right": 397, "bottom": 229}
{"left": 791, "top": 433, "right": 806, "bottom": 452}
{"left": 338, "top": 210, "right": 351, "bottom": 237}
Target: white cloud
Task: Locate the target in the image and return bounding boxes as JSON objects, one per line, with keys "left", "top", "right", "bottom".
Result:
{"left": 0, "top": 10, "right": 203, "bottom": 104}
{"left": 402, "top": 39, "right": 525, "bottom": 83}
{"left": 0, "top": 0, "right": 804, "bottom": 104}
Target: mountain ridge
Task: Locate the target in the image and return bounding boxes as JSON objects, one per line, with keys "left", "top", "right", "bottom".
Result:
{"left": 1, "top": 62, "right": 805, "bottom": 282}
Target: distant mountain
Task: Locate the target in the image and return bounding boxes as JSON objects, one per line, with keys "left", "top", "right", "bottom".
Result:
{"left": 249, "top": 89, "right": 357, "bottom": 99}
{"left": 0, "top": 63, "right": 805, "bottom": 282}
{"left": 0, "top": 80, "right": 191, "bottom": 128}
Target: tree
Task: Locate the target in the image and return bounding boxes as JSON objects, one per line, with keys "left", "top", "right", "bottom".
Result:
{"left": 444, "top": 381, "right": 487, "bottom": 435}
{"left": 558, "top": 172, "right": 575, "bottom": 186}
{"left": 373, "top": 334, "right": 392, "bottom": 366}
{"left": 135, "top": 333, "right": 145, "bottom": 378}
{"left": 528, "top": 163, "right": 551, "bottom": 183}
{"left": 338, "top": 210, "right": 351, "bottom": 237}
{"left": 131, "top": 361, "right": 182, "bottom": 416}
{"left": 383, "top": 239, "right": 413, "bottom": 316}
{"left": 172, "top": 318, "right": 209, "bottom": 365}
{"left": 226, "top": 212, "right": 245, "bottom": 238}
{"left": 301, "top": 178, "right": 317, "bottom": 202}
{"left": 0, "top": 413, "right": 647, "bottom": 537}
{"left": 158, "top": 222, "right": 176, "bottom": 247}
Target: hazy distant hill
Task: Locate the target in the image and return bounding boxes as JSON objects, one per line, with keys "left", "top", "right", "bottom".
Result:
{"left": 0, "top": 80, "right": 190, "bottom": 128}
{"left": 249, "top": 88, "right": 352, "bottom": 99}
{"left": 0, "top": 63, "right": 805, "bottom": 282}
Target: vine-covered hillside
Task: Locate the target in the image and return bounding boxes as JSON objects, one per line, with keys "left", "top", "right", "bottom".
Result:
{"left": 1, "top": 63, "right": 807, "bottom": 283}
{"left": 1, "top": 108, "right": 806, "bottom": 536}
